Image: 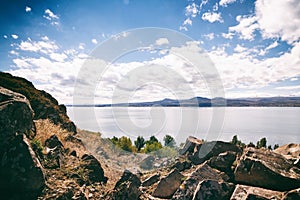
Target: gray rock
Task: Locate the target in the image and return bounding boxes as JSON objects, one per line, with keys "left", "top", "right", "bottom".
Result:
{"left": 172, "top": 163, "right": 229, "bottom": 200}
{"left": 0, "top": 87, "right": 45, "bottom": 198}
{"left": 234, "top": 147, "right": 300, "bottom": 191}
{"left": 153, "top": 169, "right": 184, "bottom": 198}
{"left": 142, "top": 173, "right": 160, "bottom": 187}
{"left": 112, "top": 170, "right": 142, "bottom": 200}
{"left": 230, "top": 184, "right": 283, "bottom": 200}
{"left": 81, "top": 154, "right": 108, "bottom": 184}
{"left": 192, "top": 180, "right": 235, "bottom": 200}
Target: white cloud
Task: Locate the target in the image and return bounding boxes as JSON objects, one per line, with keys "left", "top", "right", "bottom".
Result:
{"left": 43, "top": 9, "right": 59, "bottom": 26}
{"left": 275, "top": 85, "right": 300, "bottom": 90}
{"left": 25, "top": 6, "right": 31, "bottom": 12}
{"left": 91, "top": 39, "right": 98, "bottom": 44}
{"left": 50, "top": 53, "right": 67, "bottom": 62}
{"left": 179, "top": 26, "right": 188, "bottom": 31}
{"left": 155, "top": 38, "right": 169, "bottom": 46}
{"left": 234, "top": 44, "right": 247, "bottom": 52}
{"left": 219, "top": 0, "right": 237, "bottom": 7}
{"left": 9, "top": 50, "right": 19, "bottom": 56}
{"left": 183, "top": 18, "right": 192, "bottom": 26}
{"left": 266, "top": 41, "right": 279, "bottom": 51}
{"left": 290, "top": 77, "right": 298, "bottom": 81}
{"left": 221, "top": 32, "right": 234, "bottom": 39}
{"left": 3, "top": 35, "right": 7, "bottom": 39}
{"left": 255, "top": 0, "right": 300, "bottom": 44}
{"left": 202, "top": 12, "right": 223, "bottom": 23}
{"left": 185, "top": 3, "right": 199, "bottom": 18}
{"left": 78, "top": 43, "right": 85, "bottom": 50}
{"left": 229, "top": 15, "right": 258, "bottom": 40}
{"left": 11, "top": 34, "right": 18, "bottom": 39}
{"left": 44, "top": 9, "right": 59, "bottom": 19}
{"left": 209, "top": 41, "right": 300, "bottom": 90}
{"left": 18, "top": 38, "right": 58, "bottom": 54}
{"left": 203, "top": 33, "right": 215, "bottom": 40}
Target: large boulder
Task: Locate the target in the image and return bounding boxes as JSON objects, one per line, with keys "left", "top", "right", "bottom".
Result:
{"left": 192, "top": 179, "right": 235, "bottom": 200}
{"left": 142, "top": 173, "right": 160, "bottom": 187}
{"left": 172, "top": 163, "right": 229, "bottom": 200}
{"left": 208, "top": 151, "right": 237, "bottom": 178}
{"left": 234, "top": 147, "right": 300, "bottom": 191}
{"left": 153, "top": 169, "right": 184, "bottom": 199}
{"left": 230, "top": 184, "right": 283, "bottom": 200}
{"left": 44, "top": 134, "right": 65, "bottom": 169}
{"left": 180, "top": 136, "right": 241, "bottom": 165}
{"left": 111, "top": 170, "right": 141, "bottom": 200}
{"left": 81, "top": 154, "right": 108, "bottom": 184}
{"left": 0, "top": 87, "right": 45, "bottom": 198}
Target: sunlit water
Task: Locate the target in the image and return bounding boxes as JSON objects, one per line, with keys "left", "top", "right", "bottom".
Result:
{"left": 67, "top": 107, "right": 300, "bottom": 146}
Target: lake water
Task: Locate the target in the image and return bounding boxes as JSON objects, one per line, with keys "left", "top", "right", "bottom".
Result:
{"left": 67, "top": 107, "right": 300, "bottom": 146}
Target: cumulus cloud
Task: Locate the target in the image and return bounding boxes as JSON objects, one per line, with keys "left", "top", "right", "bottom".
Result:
{"left": 185, "top": 3, "right": 199, "bottom": 18}
{"left": 25, "top": 6, "right": 31, "bottom": 12}
{"left": 255, "top": 0, "right": 300, "bottom": 44}
{"left": 221, "top": 32, "right": 234, "bottom": 39}
{"left": 11, "top": 34, "right": 18, "bottom": 39}
{"left": 43, "top": 9, "right": 59, "bottom": 26}
{"left": 203, "top": 33, "right": 215, "bottom": 40}
{"left": 18, "top": 37, "right": 58, "bottom": 54}
{"left": 91, "top": 39, "right": 98, "bottom": 44}
{"left": 155, "top": 38, "right": 169, "bottom": 46}
{"left": 229, "top": 15, "right": 258, "bottom": 40}
{"left": 202, "top": 12, "right": 223, "bottom": 23}
{"left": 219, "top": 0, "right": 237, "bottom": 7}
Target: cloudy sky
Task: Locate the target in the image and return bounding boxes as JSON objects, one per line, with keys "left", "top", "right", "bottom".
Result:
{"left": 1, "top": 0, "right": 300, "bottom": 104}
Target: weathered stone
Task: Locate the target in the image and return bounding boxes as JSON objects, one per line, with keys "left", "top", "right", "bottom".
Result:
{"left": 81, "top": 154, "right": 108, "bottom": 184}
{"left": 172, "top": 163, "right": 229, "bottom": 200}
{"left": 230, "top": 184, "right": 283, "bottom": 200}
{"left": 172, "top": 160, "right": 192, "bottom": 171}
{"left": 139, "top": 155, "right": 155, "bottom": 170}
{"left": 142, "top": 173, "right": 160, "bottom": 187}
{"left": 180, "top": 136, "right": 241, "bottom": 165}
{"left": 274, "top": 143, "right": 300, "bottom": 160}
{"left": 44, "top": 134, "right": 65, "bottom": 169}
{"left": 234, "top": 147, "right": 300, "bottom": 191}
{"left": 153, "top": 169, "right": 184, "bottom": 198}
{"left": 192, "top": 180, "right": 235, "bottom": 200}
{"left": 45, "top": 134, "right": 63, "bottom": 149}
{"left": 208, "top": 151, "right": 237, "bottom": 178}
{"left": 179, "top": 136, "right": 203, "bottom": 155}
{"left": 112, "top": 170, "right": 141, "bottom": 200}
{"left": 282, "top": 188, "right": 300, "bottom": 200}
{"left": 0, "top": 87, "right": 45, "bottom": 198}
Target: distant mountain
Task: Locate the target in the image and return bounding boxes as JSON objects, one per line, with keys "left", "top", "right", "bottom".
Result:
{"left": 79, "top": 96, "right": 300, "bottom": 107}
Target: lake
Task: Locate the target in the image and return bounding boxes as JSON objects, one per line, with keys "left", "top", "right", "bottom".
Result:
{"left": 67, "top": 107, "right": 300, "bottom": 146}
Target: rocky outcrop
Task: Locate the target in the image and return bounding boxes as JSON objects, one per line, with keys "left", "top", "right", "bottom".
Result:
{"left": 172, "top": 163, "right": 229, "bottom": 200}
{"left": 111, "top": 170, "right": 141, "bottom": 200}
{"left": 234, "top": 147, "right": 300, "bottom": 191}
{"left": 153, "top": 169, "right": 183, "bottom": 198}
{"left": 0, "top": 72, "right": 76, "bottom": 133}
{"left": 274, "top": 143, "right": 300, "bottom": 160}
{"left": 192, "top": 180, "right": 235, "bottom": 200}
{"left": 172, "top": 160, "right": 192, "bottom": 171}
{"left": 0, "top": 87, "right": 45, "bottom": 198}
{"left": 180, "top": 137, "right": 241, "bottom": 165}
{"left": 44, "top": 134, "right": 65, "bottom": 169}
{"left": 230, "top": 184, "right": 283, "bottom": 200}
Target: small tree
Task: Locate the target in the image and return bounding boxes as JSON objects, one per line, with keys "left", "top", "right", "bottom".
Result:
{"left": 163, "top": 134, "right": 176, "bottom": 148}
{"left": 231, "top": 135, "right": 238, "bottom": 145}
{"left": 256, "top": 137, "right": 267, "bottom": 149}
{"left": 111, "top": 136, "right": 119, "bottom": 145}
{"left": 134, "top": 136, "right": 145, "bottom": 152}
{"left": 118, "top": 136, "right": 134, "bottom": 152}
{"left": 147, "top": 136, "right": 159, "bottom": 144}
{"left": 273, "top": 144, "right": 279, "bottom": 150}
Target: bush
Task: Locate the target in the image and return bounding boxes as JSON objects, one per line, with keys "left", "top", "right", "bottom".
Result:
{"left": 143, "top": 141, "right": 162, "bottom": 153}
{"left": 163, "top": 134, "right": 176, "bottom": 148}
{"left": 134, "top": 136, "right": 145, "bottom": 152}
{"left": 256, "top": 137, "right": 267, "bottom": 149}
{"left": 31, "top": 138, "right": 44, "bottom": 159}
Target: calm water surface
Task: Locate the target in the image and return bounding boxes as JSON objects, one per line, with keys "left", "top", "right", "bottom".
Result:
{"left": 67, "top": 107, "right": 300, "bottom": 145}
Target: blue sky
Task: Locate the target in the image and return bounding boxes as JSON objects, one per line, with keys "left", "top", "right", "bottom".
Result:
{"left": 1, "top": 0, "right": 300, "bottom": 104}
